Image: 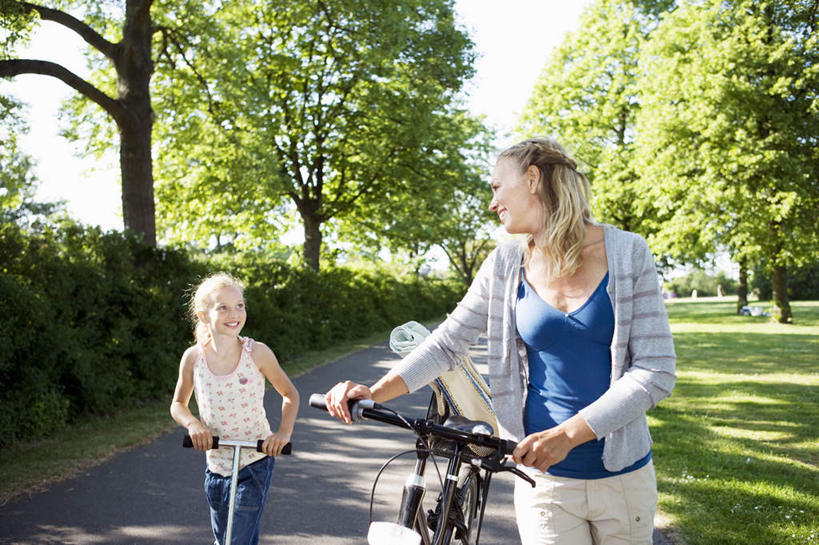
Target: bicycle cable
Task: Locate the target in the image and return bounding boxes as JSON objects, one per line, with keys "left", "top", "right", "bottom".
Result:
{"left": 366, "top": 405, "right": 448, "bottom": 523}
{"left": 379, "top": 404, "right": 447, "bottom": 488}
{"left": 368, "top": 448, "right": 428, "bottom": 524}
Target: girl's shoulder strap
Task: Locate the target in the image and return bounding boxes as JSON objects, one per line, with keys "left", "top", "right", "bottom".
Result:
{"left": 192, "top": 340, "right": 207, "bottom": 372}
{"left": 240, "top": 336, "right": 254, "bottom": 354}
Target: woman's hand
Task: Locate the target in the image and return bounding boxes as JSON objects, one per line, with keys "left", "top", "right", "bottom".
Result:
{"left": 187, "top": 420, "right": 213, "bottom": 452}
{"left": 262, "top": 431, "right": 291, "bottom": 456}
{"left": 512, "top": 428, "right": 573, "bottom": 472}
{"left": 512, "top": 415, "right": 596, "bottom": 472}
{"left": 325, "top": 380, "right": 373, "bottom": 424}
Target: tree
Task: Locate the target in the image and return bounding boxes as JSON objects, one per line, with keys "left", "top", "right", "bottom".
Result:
{"left": 518, "top": 0, "right": 676, "bottom": 236}
{"left": 336, "top": 110, "right": 496, "bottom": 284}
{"left": 636, "top": 0, "right": 819, "bottom": 323}
{"left": 0, "top": 1, "right": 157, "bottom": 244}
{"left": 151, "top": 0, "right": 478, "bottom": 271}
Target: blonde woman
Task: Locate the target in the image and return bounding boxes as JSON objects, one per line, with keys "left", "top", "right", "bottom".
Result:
{"left": 325, "top": 137, "right": 676, "bottom": 545}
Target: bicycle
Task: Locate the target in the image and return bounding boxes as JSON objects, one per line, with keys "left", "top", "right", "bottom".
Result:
{"left": 309, "top": 393, "right": 534, "bottom": 545}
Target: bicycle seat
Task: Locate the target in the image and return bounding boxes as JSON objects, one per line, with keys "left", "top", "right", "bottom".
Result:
{"left": 443, "top": 415, "right": 493, "bottom": 437}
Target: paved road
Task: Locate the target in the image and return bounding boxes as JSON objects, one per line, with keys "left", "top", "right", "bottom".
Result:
{"left": 0, "top": 336, "right": 672, "bottom": 544}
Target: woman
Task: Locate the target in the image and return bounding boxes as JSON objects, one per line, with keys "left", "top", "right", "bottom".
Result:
{"left": 325, "top": 137, "right": 676, "bottom": 545}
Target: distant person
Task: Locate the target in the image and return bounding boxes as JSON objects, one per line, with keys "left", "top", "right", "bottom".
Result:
{"left": 171, "top": 273, "right": 299, "bottom": 545}
{"left": 324, "top": 137, "right": 676, "bottom": 545}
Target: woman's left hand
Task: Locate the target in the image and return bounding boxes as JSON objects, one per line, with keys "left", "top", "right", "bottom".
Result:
{"left": 262, "top": 431, "right": 291, "bottom": 456}
{"left": 512, "top": 427, "right": 573, "bottom": 472}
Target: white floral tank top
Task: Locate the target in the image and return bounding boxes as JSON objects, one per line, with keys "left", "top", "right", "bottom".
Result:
{"left": 193, "top": 336, "right": 272, "bottom": 476}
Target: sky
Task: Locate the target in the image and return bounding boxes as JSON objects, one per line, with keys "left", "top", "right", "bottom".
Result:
{"left": 5, "top": 1, "right": 593, "bottom": 232}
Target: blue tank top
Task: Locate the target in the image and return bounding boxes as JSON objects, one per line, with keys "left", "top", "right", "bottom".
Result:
{"left": 516, "top": 270, "right": 650, "bottom": 479}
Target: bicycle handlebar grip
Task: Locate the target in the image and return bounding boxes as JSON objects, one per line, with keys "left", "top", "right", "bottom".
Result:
{"left": 309, "top": 393, "right": 328, "bottom": 410}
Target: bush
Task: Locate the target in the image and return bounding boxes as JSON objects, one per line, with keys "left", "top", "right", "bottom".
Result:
{"left": 751, "top": 262, "right": 819, "bottom": 301}
{"left": 664, "top": 269, "right": 737, "bottom": 298}
{"left": 0, "top": 222, "right": 204, "bottom": 446}
{"left": 209, "top": 252, "right": 461, "bottom": 361}
{"left": 0, "top": 223, "right": 463, "bottom": 446}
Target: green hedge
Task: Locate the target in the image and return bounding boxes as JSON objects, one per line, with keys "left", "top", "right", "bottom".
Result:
{"left": 0, "top": 223, "right": 203, "bottom": 445}
{"left": 0, "top": 223, "right": 462, "bottom": 447}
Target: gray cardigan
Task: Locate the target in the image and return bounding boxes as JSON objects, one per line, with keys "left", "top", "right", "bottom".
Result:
{"left": 393, "top": 225, "right": 676, "bottom": 471}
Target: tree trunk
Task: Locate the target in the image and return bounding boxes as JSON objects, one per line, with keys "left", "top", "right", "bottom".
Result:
{"left": 771, "top": 264, "right": 792, "bottom": 324}
{"left": 736, "top": 258, "right": 748, "bottom": 314}
{"left": 116, "top": 0, "right": 156, "bottom": 244}
{"left": 302, "top": 213, "right": 322, "bottom": 272}
{"left": 119, "top": 121, "right": 155, "bottom": 243}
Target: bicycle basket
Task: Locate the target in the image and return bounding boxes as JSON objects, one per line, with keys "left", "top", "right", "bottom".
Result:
{"left": 389, "top": 321, "right": 498, "bottom": 457}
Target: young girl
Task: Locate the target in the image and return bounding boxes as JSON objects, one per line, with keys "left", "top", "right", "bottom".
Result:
{"left": 171, "top": 272, "right": 299, "bottom": 545}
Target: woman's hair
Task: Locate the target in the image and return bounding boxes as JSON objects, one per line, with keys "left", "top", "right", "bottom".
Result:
{"left": 188, "top": 272, "right": 245, "bottom": 343}
{"left": 497, "top": 137, "right": 593, "bottom": 280}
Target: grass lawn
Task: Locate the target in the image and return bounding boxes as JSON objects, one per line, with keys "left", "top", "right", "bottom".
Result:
{"left": 652, "top": 298, "right": 818, "bottom": 545}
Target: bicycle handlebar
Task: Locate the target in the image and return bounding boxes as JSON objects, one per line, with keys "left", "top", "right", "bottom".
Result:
{"left": 309, "top": 393, "right": 517, "bottom": 457}
{"left": 182, "top": 435, "right": 292, "bottom": 455}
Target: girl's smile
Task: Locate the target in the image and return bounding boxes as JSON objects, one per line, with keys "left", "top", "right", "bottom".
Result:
{"left": 199, "top": 286, "right": 247, "bottom": 338}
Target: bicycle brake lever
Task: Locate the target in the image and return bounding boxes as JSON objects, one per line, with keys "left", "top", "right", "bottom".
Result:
{"left": 470, "top": 458, "right": 536, "bottom": 488}
{"left": 508, "top": 467, "right": 536, "bottom": 488}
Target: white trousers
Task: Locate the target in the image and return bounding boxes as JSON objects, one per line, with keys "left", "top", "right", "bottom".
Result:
{"left": 514, "top": 461, "right": 658, "bottom": 545}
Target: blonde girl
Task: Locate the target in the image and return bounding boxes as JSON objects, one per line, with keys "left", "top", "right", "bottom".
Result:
{"left": 171, "top": 272, "right": 299, "bottom": 545}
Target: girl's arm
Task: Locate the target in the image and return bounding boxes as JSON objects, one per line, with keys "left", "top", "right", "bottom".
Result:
{"left": 170, "top": 346, "right": 212, "bottom": 451}
{"left": 254, "top": 342, "right": 300, "bottom": 456}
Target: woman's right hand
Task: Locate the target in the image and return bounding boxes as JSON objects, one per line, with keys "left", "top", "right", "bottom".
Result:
{"left": 325, "top": 380, "right": 373, "bottom": 424}
{"left": 187, "top": 421, "right": 213, "bottom": 451}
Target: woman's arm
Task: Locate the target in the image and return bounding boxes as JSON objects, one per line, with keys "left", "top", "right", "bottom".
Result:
{"left": 390, "top": 249, "right": 498, "bottom": 393}
{"left": 326, "top": 247, "right": 504, "bottom": 424}
{"left": 579, "top": 236, "right": 677, "bottom": 439}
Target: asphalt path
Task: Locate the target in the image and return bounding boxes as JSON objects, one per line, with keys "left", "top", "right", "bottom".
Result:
{"left": 0, "top": 335, "right": 672, "bottom": 545}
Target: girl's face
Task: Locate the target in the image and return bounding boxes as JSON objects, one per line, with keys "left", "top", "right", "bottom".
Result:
{"left": 488, "top": 159, "right": 544, "bottom": 236}
{"left": 199, "top": 286, "right": 246, "bottom": 338}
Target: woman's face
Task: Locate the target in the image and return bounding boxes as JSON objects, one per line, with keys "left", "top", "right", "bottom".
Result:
{"left": 488, "top": 159, "right": 543, "bottom": 236}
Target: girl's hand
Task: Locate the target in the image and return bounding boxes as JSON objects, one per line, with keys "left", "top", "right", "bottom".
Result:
{"left": 262, "top": 431, "right": 291, "bottom": 456}
{"left": 187, "top": 421, "right": 213, "bottom": 452}
{"left": 325, "top": 380, "right": 373, "bottom": 424}
{"left": 512, "top": 427, "right": 572, "bottom": 473}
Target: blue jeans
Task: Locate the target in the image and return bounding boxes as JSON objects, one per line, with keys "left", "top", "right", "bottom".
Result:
{"left": 204, "top": 456, "right": 275, "bottom": 545}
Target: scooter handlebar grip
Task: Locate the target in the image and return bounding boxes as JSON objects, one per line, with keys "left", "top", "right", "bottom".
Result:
{"left": 181, "top": 435, "right": 220, "bottom": 449}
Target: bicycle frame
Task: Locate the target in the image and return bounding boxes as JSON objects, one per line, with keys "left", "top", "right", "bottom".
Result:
{"left": 309, "top": 394, "right": 533, "bottom": 545}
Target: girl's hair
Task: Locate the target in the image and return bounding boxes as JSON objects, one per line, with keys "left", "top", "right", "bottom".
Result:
{"left": 497, "top": 137, "right": 593, "bottom": 280}
{"left": 188, "top": 272, "right": 246, "bottom": 343}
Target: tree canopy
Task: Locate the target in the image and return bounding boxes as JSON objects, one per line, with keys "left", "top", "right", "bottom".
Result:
{"left": 151, "top": 0, "right": 487, "bottom": 271}
{"left": 635, "top": 0, "right": 819, "bottom": 321}
{"left": 518, "top": 0, "right": 675, "bottom": 235}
